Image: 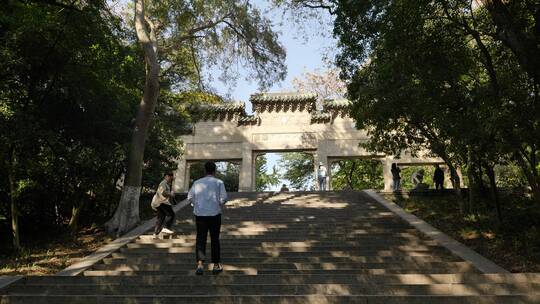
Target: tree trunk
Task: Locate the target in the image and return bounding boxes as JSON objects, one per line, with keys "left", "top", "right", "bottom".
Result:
{"left": 515, "top": 150, "right": 540, "bottom": 204}
{"left": 441, "top": 159, "right": 463, "bottom": 212}
{"left": 466, "top": 149, "right": 479, "bottom": 214}
{"left": 68, "top": 201, "right": 83, "bottom": 233}
{"left": 485, "top": 0, "right": 540, "bottom": 86}
{"left": 106, "top": 0, "right": 160, "bottom": 236}
{"left": 347, "top": 161, "right": 357, "bottom": 189}
{"left": 7, "top": 150, "right": 21, "bottom": 251}
{"left": 485, "top": 165, "right": 503, "bottom": 223}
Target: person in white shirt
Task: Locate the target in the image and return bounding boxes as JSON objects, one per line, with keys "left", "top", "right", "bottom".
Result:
{"left": 151, "top": 172, "right": 176, "bottom": 239}
{"left": 187, "top": 162, "right": 228, "bottom": 275}
{"left": 317, "top": 162, "right": 327, "bottom": 191}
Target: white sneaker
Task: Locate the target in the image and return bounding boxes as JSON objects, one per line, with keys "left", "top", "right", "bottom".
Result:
{"left": 152, "top": 233, "right": 160, "bottom": 239}
{"left": 161, "top": 228, "right": 174, "bottom": 234}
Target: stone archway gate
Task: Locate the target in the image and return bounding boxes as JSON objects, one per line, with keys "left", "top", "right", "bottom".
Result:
{"left": 174, "top": 92, "right": 443, "bottom": 192}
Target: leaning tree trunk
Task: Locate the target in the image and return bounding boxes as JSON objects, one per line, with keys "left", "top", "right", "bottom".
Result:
{"left": 106, "top": 0, "right": 160, "bottom": 236}
{"left": 515, "top": 150, "right": 540, "bottom": 205}
{"left": 7, "top": 150, "right": 21, "bottom": 251}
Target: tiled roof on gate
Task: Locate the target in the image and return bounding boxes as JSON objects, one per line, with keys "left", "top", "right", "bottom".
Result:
{"left": 238, "top": 115, "right": 260, "bottom": 125}
{"left": 323, "top": 98, "right": 352, "bottom": 109}
{"left": 310, "top": 112, "right": 332, "bottom": 123}
{"left": 250, "top": 92, "right": 318, "bottom": 103}
{"left": 199, "top": 102, "right": 245, "bottom": 113}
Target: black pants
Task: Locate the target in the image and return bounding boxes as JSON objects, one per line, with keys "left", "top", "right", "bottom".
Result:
{"left": 154, "top": 204, "right": 175, "bottom": 234}
{"left": 435, "top": 181, "right": 444, "bottom": 190}
{"left": 195, "top": 214, "right": 221, "bottom": 263}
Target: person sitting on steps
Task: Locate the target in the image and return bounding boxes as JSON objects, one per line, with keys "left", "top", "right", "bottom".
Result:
{"left": 151, "top": 172, "right": 176, "bottom": 239}
{"left": 188, "top": 161, "right": 228, "bottom": 275}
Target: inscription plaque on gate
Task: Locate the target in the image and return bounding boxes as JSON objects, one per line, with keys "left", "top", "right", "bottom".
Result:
{"left": 252, "top": 132, "right": 317, "bottom": 149}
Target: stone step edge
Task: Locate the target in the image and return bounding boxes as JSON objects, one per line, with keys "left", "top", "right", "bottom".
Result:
{"left": 2, "top": 294, "right": 538, "bottom": 298}
{"left": 364, "top": 190, "right": 508, "bottom": 274}
{"left": 18, "top": 273, "right": 540, "bottom": 284}
{"left": 54, "top": 199, "right": 190, "bottom": 277}
{"left": 11, "top": 282, "right": 540, "bottom": 288}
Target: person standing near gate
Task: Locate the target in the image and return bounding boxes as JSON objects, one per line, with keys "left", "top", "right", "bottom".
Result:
{"left": 433, "top": 164, "right": 445, "bottom": 190}
{"left": 188, "top": 162, "right": 228, "bottom": 275}
{"left": 318, "top": 162, "right": 327, "bottom": 191}
{"left": 391, "top": 163, "right": 401, "bottom": 191}
{"left": 151, "top": 172, "right": 176, "bottom": 239}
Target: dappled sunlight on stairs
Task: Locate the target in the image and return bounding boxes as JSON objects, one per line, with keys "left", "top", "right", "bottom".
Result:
{"left": 1, "top": 191, "right": 539, "bottom": 303}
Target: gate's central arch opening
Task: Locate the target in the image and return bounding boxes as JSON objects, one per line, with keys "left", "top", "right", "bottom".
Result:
{"left": 255, "top": 152, "right": 315, "bottom": 191}
{"left": 174, "top": 92, "right": 444, "bottom": 193}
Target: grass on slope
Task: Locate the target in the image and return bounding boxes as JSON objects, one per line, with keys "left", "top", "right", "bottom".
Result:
{"left": 383, "top": 192, "right": 540, "bottom": 272}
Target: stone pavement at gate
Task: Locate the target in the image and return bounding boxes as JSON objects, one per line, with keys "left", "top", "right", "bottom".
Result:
{"left": 1, "top": 191, "right": 539, "bottom": 303}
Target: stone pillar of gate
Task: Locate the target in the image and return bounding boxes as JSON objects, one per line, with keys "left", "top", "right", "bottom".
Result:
{"left": 174, "top": 157, "right": 188, "bottom": 193}
{"left": 251, "top": 152, "right": 263, "bottom": 191}
{"left": 239, "top": 144, "right": 254, "bottom": 192}
{"left": 382, "top": 158, "right": 394, "bottom": 191}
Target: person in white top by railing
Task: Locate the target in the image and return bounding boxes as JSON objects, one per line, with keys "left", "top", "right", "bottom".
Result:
{"left": 188, "top": 161, "right": 228, "bottom": 275}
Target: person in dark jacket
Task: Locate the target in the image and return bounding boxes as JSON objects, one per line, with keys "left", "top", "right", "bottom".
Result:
{"left": 433, "top": 164, "right": 445, "bottom": 190}
{"left": 391, "top": 163, "right": 401, "bottom": 191}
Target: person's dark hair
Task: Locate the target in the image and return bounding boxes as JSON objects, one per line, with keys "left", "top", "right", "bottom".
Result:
{"left": 205, "top": 162, "right": 217, "bottom": 175}
{"left": 164, "top": 172, "right": 174, "bottom": 177}
{"left": 391, "top": 163, "right": 397, "bottom": 170}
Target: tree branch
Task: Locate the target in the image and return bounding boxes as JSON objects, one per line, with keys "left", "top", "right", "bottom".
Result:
{"left": 176, "top": 14, "right": 232, "bottom": 43}
{"left": 26, "top": 0, "right": 82, "bottom": 12}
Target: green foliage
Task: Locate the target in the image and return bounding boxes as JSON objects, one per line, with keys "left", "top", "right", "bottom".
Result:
{"left": 278, "top": 153, "right": 314, "bottom": 190}
{"left": 399, "top": 166, "right": 436, "bottom": 190}
{"left": 0, "top": 2, "right": 141, "bottom": 238}
{"left": 148, "top": 0, "right": 287, "bottom": 90}
{"left": 188, "top": 162, "right": 240, "bottom": 192}
{"left": 331, "top": 159, "right": 383, "bottom": 190}
{"left": 255, "top": 155, "right": 280, "bottom": 191}
{"left": 0, "top": 1, "right": 193, "bottom": 250}
{"left": 332, "top": 0, "right": 540, "bottom": 203}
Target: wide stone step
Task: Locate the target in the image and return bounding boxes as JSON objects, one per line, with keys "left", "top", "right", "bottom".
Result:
{"left": 5, "top": 192, "right": 529, "bottom": 302}
{"left": 172, "top": 222, "right": 411, "bottom": 230}
{"left": 91, "top": 261, "right": 475, "bottom": 272}
{"left": 83, "top": 268, "right": 479, "bottom": 276}
{"left": 5, "top": 283, "right": 540, "bottom": 296}
{"left": 125, "top": 241, "right": 441, "bottom": 250}
{"left": 2, "top": 294, "right": 539, "bottom": 304}
{"left": 129, "top": 239, "right": 439, "bottom": 247}
{"left": 18, "top": 274, "right": 540, "bottom": 286}
{"left": 103, "top": 255, "right": 462, "bottom": 265}
{"left": 111, "top": 250, "right": 452, "bottom": 259}
{"left": 139, "top": 233, "right": 425, "bottom": 240}
{"left": 119, "top": 245, "right": 450, "bottom": 254}
{"left": 137, "top": 232, "right": 428, "bottom": 242}
{"left": 144, "top": 228, "right": 423, "bottom": 233}
{"left": 214, "top": 219, "right": 408, "bottom": 224}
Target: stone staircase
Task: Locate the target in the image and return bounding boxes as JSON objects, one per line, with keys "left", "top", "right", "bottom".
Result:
{"left": 1, "top": 191, "right": 539, "bottom": 303}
